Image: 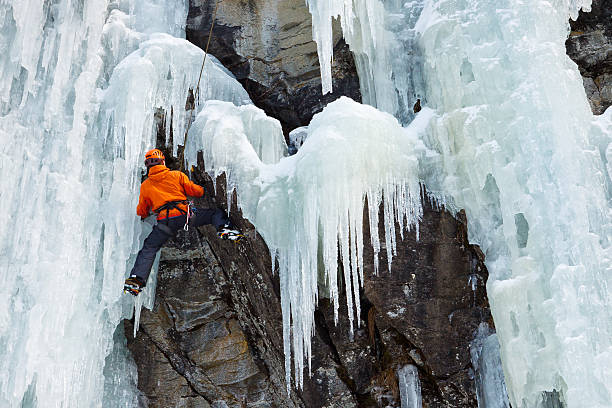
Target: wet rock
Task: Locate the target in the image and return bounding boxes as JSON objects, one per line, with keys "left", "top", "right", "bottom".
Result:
{"left": 125, "top": 318, "right": 212, "bottom": 408}
{"left": 312, "top": 203, "right": 490, "bottom": 407}
{"left": 566, "top": 0, "right": 612, "bottom": 114}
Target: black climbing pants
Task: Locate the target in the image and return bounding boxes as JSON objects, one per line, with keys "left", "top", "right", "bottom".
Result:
{"left": 130, "top": 207, "right": 228, "bottom": 285}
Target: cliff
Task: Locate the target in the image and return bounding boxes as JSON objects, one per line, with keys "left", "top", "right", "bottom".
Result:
{"left": 124, "top": 0, "right": 611, "bottom": 406}
{"left": 126, "top": 169, "right": 492, "bottom": 407}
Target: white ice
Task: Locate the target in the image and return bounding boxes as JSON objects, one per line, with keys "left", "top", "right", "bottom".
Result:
{"left": 304, "top": 0, "right": 426, "bottom": 123}
{"left": 471, "top": 323, "right": 511, "bottom": 408}
{"left": 185, "top": 96, "right": 429, "bottom": 391}
{"left": 306, "top": 0, "right": 612, "bottom": 406}
{"left": 413, "top": 1, "right": 612, "bottom": 406}
{"left": 0, "top": 0, "right": 251, "bottom": 405}
{"left": 2, "top": 0, "right": 610, "bottom": 406}
{"left": 398, "top": 365, "right": 423, "bottom": 408}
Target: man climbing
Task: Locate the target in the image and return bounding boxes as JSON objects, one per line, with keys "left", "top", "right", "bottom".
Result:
{"left": 124, "top": 149, "right": 243, "bottom": 296}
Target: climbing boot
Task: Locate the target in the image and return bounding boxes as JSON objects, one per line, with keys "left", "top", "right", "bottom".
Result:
{"left": 124, "top": 275, "right": 145, "bottom": 296}
{"left": 217, "top": 224, "right": 244, "bottom": 242}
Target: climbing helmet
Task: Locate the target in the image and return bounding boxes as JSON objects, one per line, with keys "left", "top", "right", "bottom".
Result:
{"left": 144, "top": 149, "right": 165, "bottom": 168}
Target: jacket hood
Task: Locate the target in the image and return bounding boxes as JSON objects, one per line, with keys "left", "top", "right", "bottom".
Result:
{"left": 147, "top": 165, "right": 169, "bottom": 180}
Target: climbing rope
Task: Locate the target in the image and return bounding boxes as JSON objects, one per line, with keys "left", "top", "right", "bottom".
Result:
{"left": 194, "top": 0, "right": 220, "bottom": 103}
{"left": 179, "top": 0, "right": 221, "bottom": 172}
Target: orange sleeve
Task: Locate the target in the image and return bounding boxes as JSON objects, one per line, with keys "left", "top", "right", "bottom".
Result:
{"left": 180, "top": 172, "right": 204, "bottom": 197}
{"left": 136, "top": 183, "right": 152, "bottom": 218}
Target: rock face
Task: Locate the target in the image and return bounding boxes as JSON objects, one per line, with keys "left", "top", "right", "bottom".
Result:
{"left": 186, "top": 0, "right": 361, "bottom": 134}
{"left": 566, "top": 0, "right": 612, "bottom": 114}
{"left": 126, "top": 168, "right": 493, "bottom": 407}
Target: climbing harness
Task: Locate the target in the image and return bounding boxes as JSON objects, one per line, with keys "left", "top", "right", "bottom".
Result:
{"left": 153, "top": 200, "right": 193, "bottom": 235}
{"left": 154, "top": 200, "right": 188, "bottom": 219}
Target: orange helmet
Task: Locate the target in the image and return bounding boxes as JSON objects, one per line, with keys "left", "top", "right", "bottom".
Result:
{"left": 144, "top": 149, "right": 165, "bottom": 168}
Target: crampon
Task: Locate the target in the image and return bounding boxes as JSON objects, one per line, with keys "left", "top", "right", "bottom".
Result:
{"left": 123, "top": 276, "right": 145, "bottom": 296}
{"left": 217, "top": 224, "right": 244, "bottom": 242}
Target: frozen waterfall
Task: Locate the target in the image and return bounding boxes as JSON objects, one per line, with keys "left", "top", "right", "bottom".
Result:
{"left": 307, "top": 0, "right": 612, "bottom": 406}
{"left": 2, "top": 0, "right": 611, "bottom": 406}
{"left": 0, "top": 0, "right": 249, "bottom": 406}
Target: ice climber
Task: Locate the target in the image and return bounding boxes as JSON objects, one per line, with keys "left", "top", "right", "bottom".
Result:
{"left": 123, "top": 149, "right": 243, "bottom": 296}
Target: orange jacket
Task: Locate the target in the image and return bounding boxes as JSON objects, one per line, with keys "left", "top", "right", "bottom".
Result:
{"left": 136, "top": 165, "right": 204, "bottom": 219}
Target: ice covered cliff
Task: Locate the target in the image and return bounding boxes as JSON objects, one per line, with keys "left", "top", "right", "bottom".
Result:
{"left": 0, "top": 0, "right": 250, "bottom": 406}
{"left": 184, "top": 0, "right": 612, "bottom": 406}
{"left": 185, "top": 97, "right": 430, "bottom": 391}
{"left": 304, "top": 0, "right": 612, "bottom": 407}
{"left": 1, "top": 0, "right": 611, "bottom": 407}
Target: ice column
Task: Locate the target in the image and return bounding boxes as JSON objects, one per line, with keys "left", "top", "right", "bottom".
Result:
{"left": 307, "top": 0, "right": 612, "bottom": 405}
{"left": 0, "top": 1, "right": 156, "bottom": 405}
{"left": 470, "top": 324, "right": 511, "bottom": 408}
{"left": 398, "top": 365, "right": 422, "bottom": 408}
{"left": 413, "top": 0, "right": 612, "bottom": 407}
{"left": 185, "top": 97, "right": 429, "bottom": 390}
{"left": 0, "top": 0, "right": 251, "bottom": 405}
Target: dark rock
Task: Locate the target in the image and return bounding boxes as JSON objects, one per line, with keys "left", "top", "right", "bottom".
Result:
{"left": 126, "top": 164, "right": 495, "bottom": 407}
{"left": 186, "top": 0, "right": 361, "bottom": 135}
{"left": 566, "top": 0, "right": 612, "bottom": 114}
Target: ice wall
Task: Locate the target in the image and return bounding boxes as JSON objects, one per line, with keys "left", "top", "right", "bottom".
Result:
{"left": 0, "top": 0, "right": 250, "bottom": 405}
{"left": 413, "top": 1, "right": 612, "bottom": 406}
{"left": 185, "top": 97, "right": 430, "bottom": 390}
{"left": 307, "top": 0, "right": 612, "bottom": 406}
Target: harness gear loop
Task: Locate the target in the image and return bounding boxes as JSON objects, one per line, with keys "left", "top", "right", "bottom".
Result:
{"left": 184, "top": 201, "right": 193, "bottom": 231}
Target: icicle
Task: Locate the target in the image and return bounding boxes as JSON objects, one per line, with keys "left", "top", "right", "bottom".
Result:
{"left": 305, "top": 0, "right": 427, "bottom": 123}
{"left": 470, "top": 324, "right": 510, "bottom": 408}
{"left": 185, "top": 96, "right": 431, "bottom": 391}
{"left": 397, "top": 365, "right": 422, "bottom": 408}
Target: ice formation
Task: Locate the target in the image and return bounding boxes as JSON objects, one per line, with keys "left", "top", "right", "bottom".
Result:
{"left": 307, "top": 0, "right": 612, "bottom": 406}
{"left": 305, "top": 0, "right": 426, "bottom": 123}
{"left": 416, "top": 2, "right": 611, "bottom": 407}
{"left": 185, "top": 97, "right": 429, "bottom": 390}
{"left": 397, "top": 365, "right": 422, "bottom": 408}
{"left": 2, "top": 0, "right": 611, "bottom": 405}
{"left": 0, "top": 0, "right": 250, "bottom": 405}
{"left": 471, "top": 323, "right": 511, "bottom": 408}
